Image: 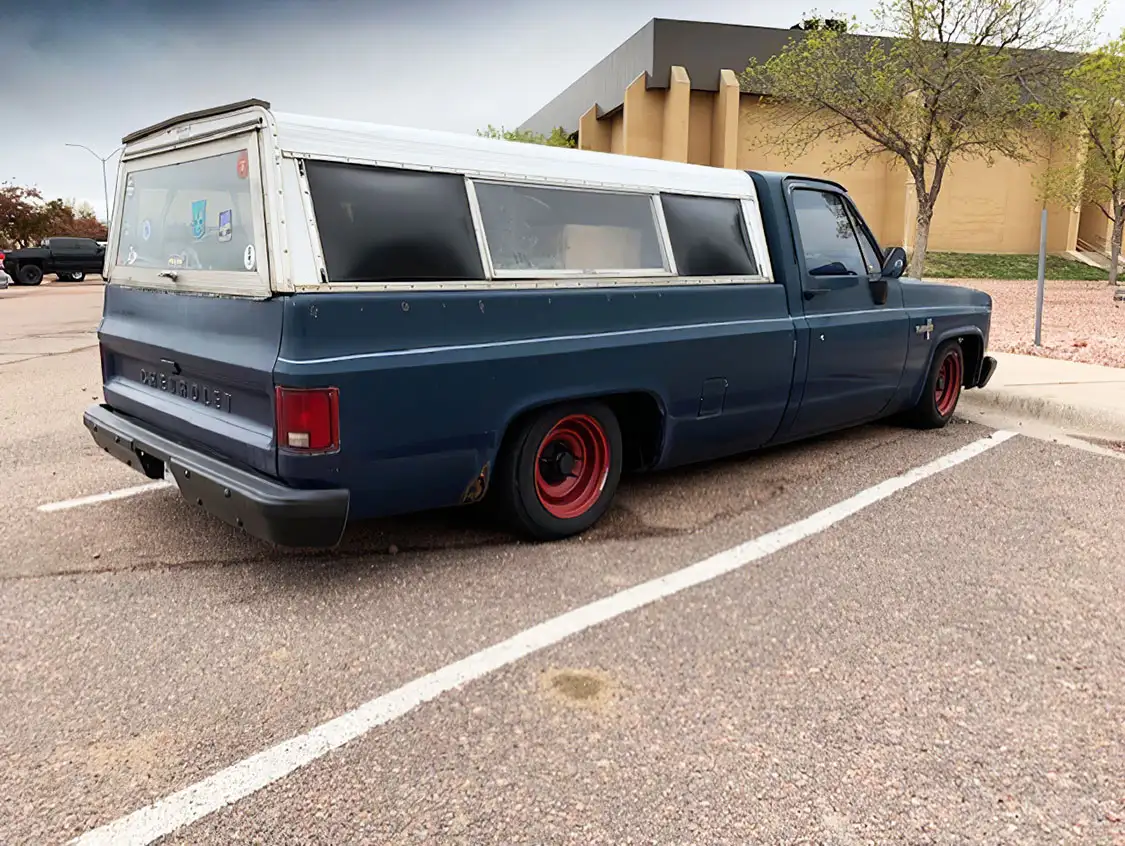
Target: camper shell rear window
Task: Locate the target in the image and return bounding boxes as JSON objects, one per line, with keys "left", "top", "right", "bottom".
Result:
{"left": 116, "top": 150, "right": 260, "bottom": 273}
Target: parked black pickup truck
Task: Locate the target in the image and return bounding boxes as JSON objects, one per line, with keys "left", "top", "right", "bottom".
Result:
{"left": 1, "top": 237, "right": 107, "bottom": 285}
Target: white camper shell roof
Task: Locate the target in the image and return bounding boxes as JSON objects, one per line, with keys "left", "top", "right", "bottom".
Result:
{"left": 119, "top": 99, "right": 760, "bottom": 198}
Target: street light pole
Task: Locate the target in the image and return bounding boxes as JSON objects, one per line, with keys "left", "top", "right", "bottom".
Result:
{"left": 64, "top": 143, "right": 124, "bottom": 225}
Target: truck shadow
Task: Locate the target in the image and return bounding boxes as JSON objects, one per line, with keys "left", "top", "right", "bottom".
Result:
{"left": 297, "top": 420, "right": 918, "bottom": 562}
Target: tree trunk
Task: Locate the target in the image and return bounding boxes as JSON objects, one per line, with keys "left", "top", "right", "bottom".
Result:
{"left": 1109, "top": 211, "right": 1124, "bottom": 287}
{"left": 909, "top": 200, "right": 934, "bottom": 279}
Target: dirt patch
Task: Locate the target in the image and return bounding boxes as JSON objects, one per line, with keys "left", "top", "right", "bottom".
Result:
{"left": 945, "top": 279, "right": 1124, "bottom": 368}
{"left": 540, "top": 668, "right": 616, "bottom": 710}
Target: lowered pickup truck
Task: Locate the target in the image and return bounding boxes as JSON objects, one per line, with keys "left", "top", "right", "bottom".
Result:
{"left": 84, "top": 99, "right": 996, "bottom": 548}
{"left": 2, "top": 237, "right": 107, "bottom": 285}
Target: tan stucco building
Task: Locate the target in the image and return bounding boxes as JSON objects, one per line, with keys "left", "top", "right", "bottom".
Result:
{"left": 520, "top": 19, "right": 1113, "bottom": 257}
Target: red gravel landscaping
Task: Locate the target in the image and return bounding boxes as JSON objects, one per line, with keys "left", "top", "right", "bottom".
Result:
{"left": 944, "top": 279, "right": 1125, "bottom": 369}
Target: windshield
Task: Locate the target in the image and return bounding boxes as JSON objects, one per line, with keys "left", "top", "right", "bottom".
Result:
{"left": 115, "top": 149, "right": 260, "bottom": 273}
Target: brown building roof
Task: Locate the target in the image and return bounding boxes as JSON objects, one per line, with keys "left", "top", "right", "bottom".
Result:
{"left": 518, "top": 19, "right": 803, "bottom": 135}
{"left": 518, "top": 17, "right": 1080, "bottom": 136}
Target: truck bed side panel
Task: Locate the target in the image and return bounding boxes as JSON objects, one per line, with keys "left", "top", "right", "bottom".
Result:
{"left": 275, "top": 285, "right": 796, "bottom": 519}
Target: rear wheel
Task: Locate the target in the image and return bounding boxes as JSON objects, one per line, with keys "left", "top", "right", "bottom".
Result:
{"left": 18, "top": 265, "right": 43, "bottom": 286}
{"left": 498, "top": 401, "right": 623, "bottom": 541}
{"left": 70, "top": 271, "right": 86, "bottom": 282}
{"left": 906, "top": 339, "right": 964, "bottom": 429}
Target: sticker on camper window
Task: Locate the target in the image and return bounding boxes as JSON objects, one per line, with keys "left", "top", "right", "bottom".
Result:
{"left": 243, "top": 244, "right": 256, "bottom": 271}
{"left": 141, "top": 219, "right": 152, "bottom": 242}
{"left": 125, "top": 177, "right": 135, "bottom": 199}
{"left": 168, "top": 253, "right": 185, "bottom": 268}
{"left": 126, "top": 246, "right": 137, "bottom": 265}
{"left": 218, "top": 209, "right": 232, "bottom": 243}
{"left": 191, "top": 200, "right": 207, "bottom": 240}
{"left": 236, "top": 151, "right": 249, "bottom": 180}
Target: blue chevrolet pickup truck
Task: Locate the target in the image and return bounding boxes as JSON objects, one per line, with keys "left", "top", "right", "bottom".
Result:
{"left": 83, "top": 99, "right": 996, "bottom": 548}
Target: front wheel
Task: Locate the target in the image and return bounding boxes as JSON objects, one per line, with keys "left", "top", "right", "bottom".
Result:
{"left": 69, "top": 272, "right": 86, "bottom": 282}
{"left": 906, "top": 339, "right": 965, "bottom": 429}
{"left": 498, "top": 401, "right": 623, "bottom": 541}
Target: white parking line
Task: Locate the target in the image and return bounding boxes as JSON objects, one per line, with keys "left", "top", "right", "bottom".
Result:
{"left": 37, "top": 480, "right": 174, "bottom": 513}
{"left": 70, "top": 429, "right": 1018, "bottom": 846}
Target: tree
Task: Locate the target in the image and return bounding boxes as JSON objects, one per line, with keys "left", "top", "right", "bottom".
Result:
{"left": 0, "top": 183, "right": 45, "bottom": 248}
{"left": 742, "top": 0, "right": 1098, "bottom": 278}
{"left": 792, "top": 17, "right": 849, "bottom": 31}
{"left": 0, "top": 182, "right": 107, "bottom": 247}
{"left": 477, "top": 124, "right": 577, "bottom": 148}
{"left": 1039, "top": 31, "right": 1125, "bottom": 285}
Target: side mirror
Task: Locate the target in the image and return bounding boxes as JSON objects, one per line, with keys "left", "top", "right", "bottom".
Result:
{"left": 881, "top": 247, "right": 907, "bottom": 279}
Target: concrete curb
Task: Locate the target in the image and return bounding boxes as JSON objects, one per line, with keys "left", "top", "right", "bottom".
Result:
{"left": 960, "top": 387, "right": 1125, "bottom": 440}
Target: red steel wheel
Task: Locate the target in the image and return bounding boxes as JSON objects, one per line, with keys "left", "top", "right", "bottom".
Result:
{"left": 533, "top": 414, "right": 611, "bottom": 519}
{"left": 933, "top": 346, "right": 964, "bottom": 418}
{"left": 498, "top": 401, "right": 623, "bottom": 541}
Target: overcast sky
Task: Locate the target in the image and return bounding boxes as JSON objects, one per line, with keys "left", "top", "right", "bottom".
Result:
{"left": 1, "top": 0, "right": 1120, "bottom": 220}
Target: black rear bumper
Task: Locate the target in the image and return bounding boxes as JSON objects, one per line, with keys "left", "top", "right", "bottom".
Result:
{"left": 83, "top": 404, "right": 349, "bottom": 548}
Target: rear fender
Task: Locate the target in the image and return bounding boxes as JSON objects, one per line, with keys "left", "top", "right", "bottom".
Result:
{"left": 498, "top": 388, "right": 669, "bottom": 467}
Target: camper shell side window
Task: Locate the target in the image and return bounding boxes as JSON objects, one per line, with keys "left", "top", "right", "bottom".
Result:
{"left": 303, "top": 161, "right": 485, "bottom": 284}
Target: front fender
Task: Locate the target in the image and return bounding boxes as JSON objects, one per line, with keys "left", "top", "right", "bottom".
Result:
{"left": 909, "top": 325, "right": 986, "bottom": 406}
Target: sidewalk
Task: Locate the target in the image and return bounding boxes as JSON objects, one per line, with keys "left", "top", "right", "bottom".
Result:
{"left": 961, "top": 351, "right": 1125, "bottom": 439}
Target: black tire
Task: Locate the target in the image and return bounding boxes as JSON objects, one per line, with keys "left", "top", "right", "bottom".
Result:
{"left": 70, "top": 272, "right": 86, "bottom": 282}
{"left": 905, "top": 339, "right": 965, "bottom": 429}
{"left": 18, "top": 265, "right": 43, "bottom": 286}
{"left": 497, "top": 400, "right": 623, "bottom": 541}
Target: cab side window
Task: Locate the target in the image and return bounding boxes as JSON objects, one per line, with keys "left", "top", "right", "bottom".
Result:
{"left": 846, "top": 201, "right": 883, "bottom": 275}
{"left": 791, "top": 189, "right": 866, "bottom": 277}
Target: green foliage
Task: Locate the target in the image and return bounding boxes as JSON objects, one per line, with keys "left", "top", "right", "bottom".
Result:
{"left": 924, "top": 251, "right": 1107, "bottom": 280}
{"left": 741, "top": 0, "right": 1099, "bottom": 276}
{"left": 477, "top": 124, "right": 577, "bottom": 148}
{"left": 794, "top": 16, "right": 849, "bottom": 32}
{"left": 1037, "top": 29, "right": 1125, "bottom": 282}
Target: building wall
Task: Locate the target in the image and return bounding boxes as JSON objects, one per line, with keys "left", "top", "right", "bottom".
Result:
{"left": 577, "top": 64, "right": 1087, "bottom": 255}
{"left": 1078, "top": 201, "right": 1112, "bottom": 251}
{"left": 687, "top": 92, "right": 714, "bottom": 167}
{"left": 927, "top": 144, "right": 1078, "bottom": 254}
{"left": 737, "top": 98, "right": 895, "bottom": 244}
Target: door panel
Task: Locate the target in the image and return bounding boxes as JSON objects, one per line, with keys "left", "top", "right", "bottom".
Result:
{"left": 786, "top": 186, "right": 909, "bottom": 437}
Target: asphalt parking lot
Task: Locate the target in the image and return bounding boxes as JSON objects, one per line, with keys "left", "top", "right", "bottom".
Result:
{"left": 2, "top": 284, "right": 1124, "bottom": 846}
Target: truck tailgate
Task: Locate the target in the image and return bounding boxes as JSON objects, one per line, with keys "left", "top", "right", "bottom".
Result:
{"left": 97, "top": 284, "right": 283, "bottom": 476}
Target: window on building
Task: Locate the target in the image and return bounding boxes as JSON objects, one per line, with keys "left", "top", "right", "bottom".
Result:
{"left": 660, "top": 194, "right": 759, "bottom": 276}
{"left": 304, "top": 161, "right": 485, "bottom": 283}
{"left": 473, "top": 181, "right": 667, "bottom": 274}
{"left": 791, "top": 189, "right": 867, "bottom": 277}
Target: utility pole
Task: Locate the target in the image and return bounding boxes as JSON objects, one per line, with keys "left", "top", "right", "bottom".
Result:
{"left": 65, "top": 143, "right": 124, "bottom": 225}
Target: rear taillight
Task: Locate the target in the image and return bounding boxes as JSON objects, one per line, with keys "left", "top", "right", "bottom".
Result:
{"left": 275, "top": 386, "right": 340, "bottom": 453}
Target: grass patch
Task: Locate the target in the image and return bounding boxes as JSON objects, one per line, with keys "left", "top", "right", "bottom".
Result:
{"left": 924, "top": 252, "right": 1108, "bottom": 281}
